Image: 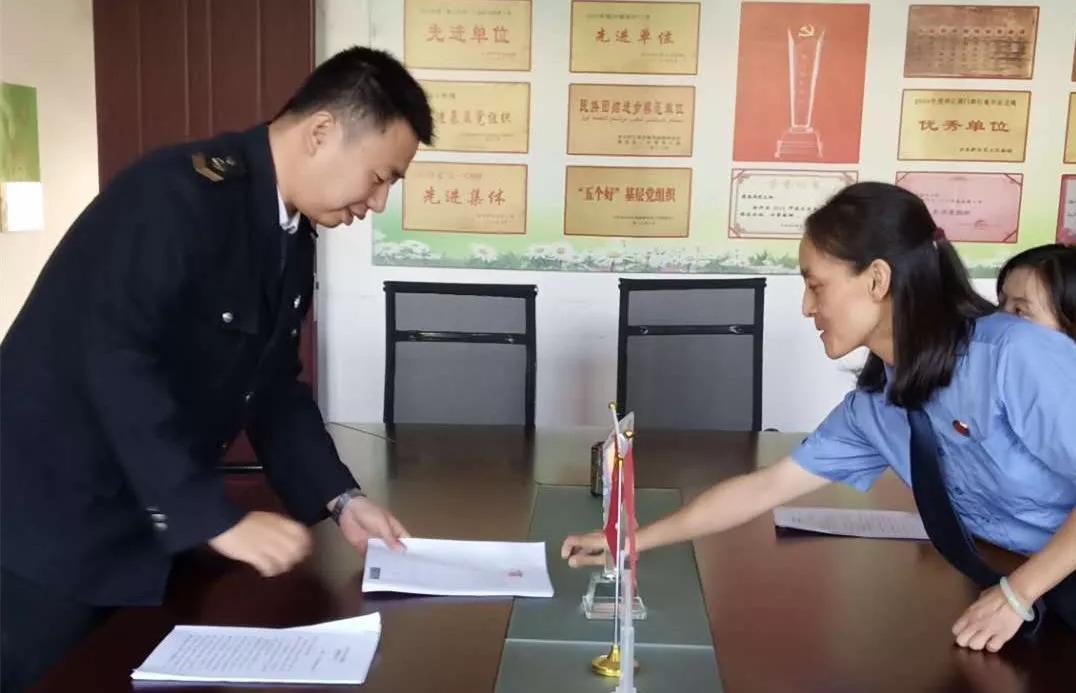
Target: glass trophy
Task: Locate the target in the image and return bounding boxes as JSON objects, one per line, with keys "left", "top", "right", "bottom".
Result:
{"left": 775, "top": 24, "right": 825, "bottom": 161}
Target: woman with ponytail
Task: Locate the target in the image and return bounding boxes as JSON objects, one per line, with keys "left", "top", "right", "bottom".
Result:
{"left": 561, "top": 182, "right": 1076, "bottom": 653}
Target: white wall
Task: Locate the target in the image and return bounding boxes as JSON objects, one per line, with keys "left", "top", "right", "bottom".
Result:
{"left": 315, "top": 186, "right": 996, "bottom": 431}
{"left": 314, "top": 0, "right": 1012, "bottom": 432}
{"left": 317, "top": 218, "right": 897, "bottom": 431}
{"left": 0, "top": 0, "right": 98, "bottom": 336}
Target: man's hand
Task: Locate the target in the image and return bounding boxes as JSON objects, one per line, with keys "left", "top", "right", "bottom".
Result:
{"left": 208, "top": 511, "right": 312, "bottom": 577}
{"left": 338, "top": 496, "right": 410, "bottom": 552}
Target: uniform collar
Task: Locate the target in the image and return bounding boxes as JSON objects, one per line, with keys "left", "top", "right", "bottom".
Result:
{"left": 277, "top": 188, "right": 300, "bottom": 234}
{"left": 240, "top": 125, "right": 296, "bottom": 306}
{"left": 240, "top": 124, "right": 282, "bottom": 238}
{"left": 240, "top": 125, "right": 315, "bottom": 240}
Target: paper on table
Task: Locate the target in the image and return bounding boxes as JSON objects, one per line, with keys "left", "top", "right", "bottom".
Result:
{"left": 285, "top": 612, "right": 382, "bottom": 634}
{"left": 773, "top": 506, "right": 929, "bottom": 540}
{"left": 131, "top": 613, "right": 381, "bottom": 685}
{"left": 363, "top": 538, "right": 554, "bottom": 598}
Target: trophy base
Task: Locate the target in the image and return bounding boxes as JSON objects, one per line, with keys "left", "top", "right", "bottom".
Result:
{"left": 582, "top": 571, "right": 647, "bottom": 620}
{"left": 775, "top": 127, "right": 823, "bottom": 160}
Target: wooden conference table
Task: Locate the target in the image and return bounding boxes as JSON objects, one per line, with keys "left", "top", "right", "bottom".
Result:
{"left": 33, "top": 424, "right": 1075, "bottom": 692}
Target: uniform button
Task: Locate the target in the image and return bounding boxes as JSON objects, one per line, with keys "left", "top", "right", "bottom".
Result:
{"left": 153, "top": 521, "right": 168, "bottom": 532}
{"left": 146, "top": 505, "right": 160, "bottom": 513}
{"left": 150, "top": 512, "right": 167, "bottom": 523}
{"left": 221, "top": 311, "right": 234, "bottom": 324}
{"left": 290, "top": 327, "right": 299, "bottom": 338}
{"left": 244, "top": 391, "right": 253, "bottom": 404}
{"left": 293, "top": 295, "right": 302, "bottom": 309}
{"left": 219, "top": 441, "right": 229, "bottom": 452}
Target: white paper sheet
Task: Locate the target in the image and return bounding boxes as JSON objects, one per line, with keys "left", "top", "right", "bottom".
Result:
{"left": 362, "top": 538, "right": 554, "bottom": 598}
{"left": 131, "top": 613, "right": 381, "bottom": 685}
{"left": 284, "top": 613, "right": 381, "bottom": 634}
{"left": 773, "top": 506, "right": 929, "bottom": 540}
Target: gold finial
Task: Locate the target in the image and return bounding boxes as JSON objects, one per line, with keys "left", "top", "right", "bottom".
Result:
{"left": 608, "top": 401, "right": 617, "bottom": 411}
{"left": 624, "top": 430, "right": 634, "bottom": 439}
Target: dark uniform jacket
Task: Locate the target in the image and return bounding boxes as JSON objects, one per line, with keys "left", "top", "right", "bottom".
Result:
{"left": 0, "top": 125, "right": 357, "bottom": 606}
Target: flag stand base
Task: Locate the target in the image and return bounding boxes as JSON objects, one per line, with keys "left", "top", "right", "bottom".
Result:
{"left": 591, "top": 645, "right": 639, "bottom": 677}
{"left": 582, "top": 571, "right": 647, "bottom": 620}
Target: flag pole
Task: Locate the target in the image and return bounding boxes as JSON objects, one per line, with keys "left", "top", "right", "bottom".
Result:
{"left": 617, "top": 427, "right": 638, "bottom": 693}
{"left": 592, "top": 402, "right": 626, "bottom": 677}
{"left": 610, "top": 406, "right": 624, "bottom": 647}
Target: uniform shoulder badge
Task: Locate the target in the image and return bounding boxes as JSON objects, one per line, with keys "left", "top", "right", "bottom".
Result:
{"left": 192, "top": 152, "right": 246, "bottom": 182}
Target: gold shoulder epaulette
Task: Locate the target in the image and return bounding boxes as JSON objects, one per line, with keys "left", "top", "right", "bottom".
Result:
{"left": 192, "top": 152, "right": 245, "bottom": 182}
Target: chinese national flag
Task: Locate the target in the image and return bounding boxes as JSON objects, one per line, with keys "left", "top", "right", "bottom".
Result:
{"left": 603, "top": 454, "right": 620, "bottom": 556}
{"left": 602, "top": 435, "right": 638, "bottom": 576}
{"left": 622, "top": 437, "right": 638, "bottom": 575}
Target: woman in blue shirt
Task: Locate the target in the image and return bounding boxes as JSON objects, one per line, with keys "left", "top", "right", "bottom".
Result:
{"left": 562, "top": 182, "right": 1076, "bottom": 653}
{"left": 997, "top": 243, "right": 1076, "bottom": 339}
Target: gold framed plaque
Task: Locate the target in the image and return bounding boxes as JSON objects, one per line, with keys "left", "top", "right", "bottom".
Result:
{"left": 421, "top": 80, "right": 530, "bottom": 154}
{"left": 904, "top": 5, "right": 1038, "bottom": 79}
{"left": 403, "top": 162, "right": 528, "bottom": 234}
{"left": 567, "top": 84, "right": 694, "bottom": 156}
{"left": 898, "top": 89, "right": 1030, "bottom": 162}
{"left": 564, "top": 166, "right": 692, "bottom": 238}
{"left": 405, "top": 0, "right": 532, "bottom": 71}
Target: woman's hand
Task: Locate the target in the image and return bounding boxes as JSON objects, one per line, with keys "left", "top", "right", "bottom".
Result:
{"left": 560, "top": 531, "right": 607, "bottom": 568}
{"left": 952, "top": 585, "right": 1025, "bottom": 652}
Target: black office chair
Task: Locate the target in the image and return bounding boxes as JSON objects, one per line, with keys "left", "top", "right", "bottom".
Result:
{"left": 383, "top": 282, "right": 537, "bottom": 427}
{"left": 616, "top": 278, "right": 766, "bottom": 431}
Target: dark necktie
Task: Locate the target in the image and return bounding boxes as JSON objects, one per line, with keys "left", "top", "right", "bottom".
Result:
{"left": 907, "top": 407, "right": 1048, "bottom": 637}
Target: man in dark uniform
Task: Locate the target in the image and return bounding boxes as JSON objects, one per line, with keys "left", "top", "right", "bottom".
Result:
{"left": 0, "top": 46, "right": 432, "bottom": 691}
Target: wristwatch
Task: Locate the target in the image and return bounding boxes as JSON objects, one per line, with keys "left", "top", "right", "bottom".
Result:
{"left": 329, "top": 487, "right": 366, "bottom": 525}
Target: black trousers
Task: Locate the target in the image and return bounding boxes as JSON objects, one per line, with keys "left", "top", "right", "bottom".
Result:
{"left": 1, "top": 569, "right": 114, "bottom": 692}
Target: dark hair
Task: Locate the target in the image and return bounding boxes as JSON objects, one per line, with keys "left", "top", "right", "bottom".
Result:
{"left": 274, "top": 46, "right": 433, "bottom": 145}
{"left": 805, "top": 182, "right": 994, "bottom": 408}
{"left": 996, "top": 244, "right": 1076, "bottom": 339}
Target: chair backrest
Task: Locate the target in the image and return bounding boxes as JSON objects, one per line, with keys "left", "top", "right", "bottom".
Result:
{"left": 384, "top": 282, "right": 537, "bottom": 426}
{"left": 616, "top": 278, "right": 766, "bottom": 431}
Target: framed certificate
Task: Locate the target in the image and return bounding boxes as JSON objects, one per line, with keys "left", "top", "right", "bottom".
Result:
{"left": 898, "top": 90, "right": 1030, "bottom": 162}
{"left": 569, "top": 1, "right": 700, "bottom": 75}
{"left": 904, "top": 5, "right": 1038, "bottom": 79}
{"left": 567, "top": 84, "right": 694, "bottom": 156}
{"left": 896, "top": 172, "right": 1021, "bottom": 243}
{"left": 564, "top": 166, "right": 692, "bottom": 238}
{"left": 403, "top": 162, "right": 528, "bottom": 235}
{"left": 405, "top": 0, "right": 532, "bottom": 71}
{"left": 420, "top": 80, "right": 530, "bottom": 154}
{"left": 729, "top": 169, "right": 857, "bottom": 239}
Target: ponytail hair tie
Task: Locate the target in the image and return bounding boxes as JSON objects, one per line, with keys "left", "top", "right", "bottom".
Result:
{"left": 932, "top": 227, "right": 947, "bottom": 249}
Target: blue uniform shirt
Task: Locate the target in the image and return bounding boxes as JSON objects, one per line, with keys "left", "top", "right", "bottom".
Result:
{"left": 792, "top": 312, "right": 1076, "bottom": 555}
